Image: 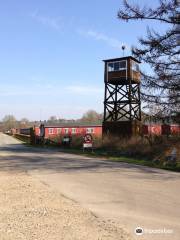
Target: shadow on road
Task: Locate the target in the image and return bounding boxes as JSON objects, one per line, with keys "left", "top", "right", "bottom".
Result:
{"left": 0, "top": 143, "right": 179, "bottom": 180}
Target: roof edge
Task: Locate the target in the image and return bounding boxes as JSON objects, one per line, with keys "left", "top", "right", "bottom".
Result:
{"left": 103, "top": 56, "right": 141, "bottom": 63}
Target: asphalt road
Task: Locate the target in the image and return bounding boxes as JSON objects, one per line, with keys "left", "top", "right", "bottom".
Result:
{"left": 0, "top": 133, "right": 180, "bottom": 240}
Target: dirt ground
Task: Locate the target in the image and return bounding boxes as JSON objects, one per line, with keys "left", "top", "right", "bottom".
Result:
{"left": 0, "top": 171, "right": 131, "bottom": 240}
{"left": 1, "top": 133, "right": 179, "bottom": 240}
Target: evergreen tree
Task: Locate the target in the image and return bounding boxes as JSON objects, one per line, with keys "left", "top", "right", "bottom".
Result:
{"left": 118, "top": 0, "right": 180, "bottom": 121}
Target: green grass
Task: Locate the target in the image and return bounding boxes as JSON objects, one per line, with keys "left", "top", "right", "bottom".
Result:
{"left": 109, "top": 156, "right": 180, "bottom": 171}
{"left": 41, "top": 146, "right": 180, "bottom": 172}
{"left": 77, "top": 150, "right": 180, "bottom": 172}
{"left": 20, "top": 139, "right": 180, "bottom": 172}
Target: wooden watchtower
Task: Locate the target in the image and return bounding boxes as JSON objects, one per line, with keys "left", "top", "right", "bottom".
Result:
{"left": 103, "top": 56, "right": 141, "bottom": 137}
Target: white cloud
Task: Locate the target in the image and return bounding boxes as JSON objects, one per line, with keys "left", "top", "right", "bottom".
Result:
{"left": 79, "top": 29, "right": 129, "bottom": 50}
{"left": 30, "top": 10, "right": 62, "bottom": 30}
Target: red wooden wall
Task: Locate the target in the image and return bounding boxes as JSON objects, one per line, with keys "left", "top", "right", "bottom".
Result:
{"left": 34, "top": 124, "right": 179, "bottom": 138}
{"left": 35, "top": 125, "right": 102, "bottom": 138}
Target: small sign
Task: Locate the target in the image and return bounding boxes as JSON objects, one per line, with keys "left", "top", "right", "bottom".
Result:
{"left": 62, "top": 136, "right": 71, "bottom": 146}
{"left": 63, "top": 137, "right": 70, "bottom": 142}
{"left": 83, "top": 143, "right": 93, "bottom": 148}
{"left": 84, "top": 134, "right": 93, "bottom": 143}
{"left": 83, "top": 134, "right": 93, "bottom": 151}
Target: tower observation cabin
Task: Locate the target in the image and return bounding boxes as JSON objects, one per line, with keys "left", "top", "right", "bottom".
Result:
{"left": 103, "top": 56, "right": 141, "bottom": 137}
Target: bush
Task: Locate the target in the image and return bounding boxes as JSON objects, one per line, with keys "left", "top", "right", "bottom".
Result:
{"left": 41, "top": 133, "right": 180, "bottom": 167}
{"left": 101, "top": 135, "right": 180, "bottom": 162}
{"left": 71, "top": 135, "right": 83, "bottom": 148}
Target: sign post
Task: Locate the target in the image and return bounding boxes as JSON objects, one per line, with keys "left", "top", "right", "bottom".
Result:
{"left": 62, "top": 136, "right": 71, "bottom": 147}
{"left": 83, "top": 134, "right": 93, "bottom": 152}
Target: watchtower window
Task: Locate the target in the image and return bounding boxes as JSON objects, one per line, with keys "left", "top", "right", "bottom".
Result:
{"left": 132, "top": 61, "right": 139, "bottom": 72}
{"left": 108, "top": 60, "right": 126, "bottom": 72}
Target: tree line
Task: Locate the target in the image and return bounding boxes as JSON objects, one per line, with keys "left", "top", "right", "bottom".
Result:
{"left": 0, "top": 110, "right": 103, "bottom": 131}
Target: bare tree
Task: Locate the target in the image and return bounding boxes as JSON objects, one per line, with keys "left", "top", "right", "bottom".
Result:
{"left": 80, "top": 110, "right": 103, "bottom": 123}
{"left": 47, "top": 116, "right": 58, "bottom": 125}
{"left": 2, "top": 115, "right": 17, "bottom": 130}
{"left": 20, "top": 118, "right": 29, "bottom": 128}
{"left": 118, "top": 0, "right": 180, "bottom": 121}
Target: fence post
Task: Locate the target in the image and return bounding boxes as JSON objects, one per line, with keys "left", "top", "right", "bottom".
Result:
{"left": 30, "top": 127, "right": 35, "bottom": 145}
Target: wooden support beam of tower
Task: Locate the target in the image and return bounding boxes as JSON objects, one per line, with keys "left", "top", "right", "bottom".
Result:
{"left": 103, "top": 56, "right": 141, "bottom": 137}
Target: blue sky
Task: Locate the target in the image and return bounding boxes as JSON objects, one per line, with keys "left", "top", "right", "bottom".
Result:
{"left": 0, "top": 0, "right": 167, "bottom": 120}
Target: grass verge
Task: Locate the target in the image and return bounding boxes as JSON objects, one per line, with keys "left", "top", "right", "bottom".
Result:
{"left": 22, "top": 142, "right": 180, "bottom": 172}
{"left": 61, "top": 148, "right": 180, "bottom": 172}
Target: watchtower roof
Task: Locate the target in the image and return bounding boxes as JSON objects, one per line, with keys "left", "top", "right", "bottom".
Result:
{"left": 103, "top": 56, "right": 141, "bottom": 63}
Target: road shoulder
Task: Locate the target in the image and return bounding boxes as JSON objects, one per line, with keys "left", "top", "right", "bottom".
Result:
{"left": 0, "top": 171, "right": 132, "bottom": 240}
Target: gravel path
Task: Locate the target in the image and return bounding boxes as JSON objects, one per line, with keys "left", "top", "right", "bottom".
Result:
{"left": 0, "top": 171, "right": 131, "bottom": 240}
